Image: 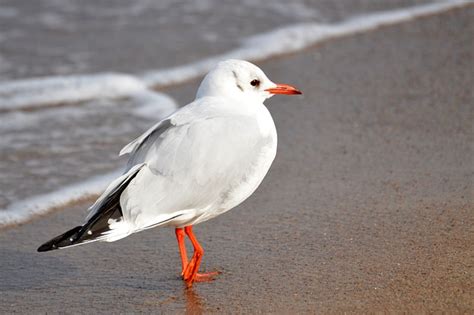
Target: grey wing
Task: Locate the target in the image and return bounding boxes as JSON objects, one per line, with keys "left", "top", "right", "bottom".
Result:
{"left": 119, "top": 118, "right": 172, "bottom": 161}
{"left": 121, "top": 118, "right": 173, "bottom": 171}
{"left": 119, "top": 112, "right": 268, "bottom": 229}
{"left": 122, "top": 98, "right": 260, "bottom": 177}
{"left": 137, "top": 114, "right": 264, "bottom": 184}
{"left": 120, "top": 99, "right": 216, "bottom": 169}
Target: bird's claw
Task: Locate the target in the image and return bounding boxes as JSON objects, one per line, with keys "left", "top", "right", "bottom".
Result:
{"left": 184, "top": 270, "right": 221, "bottom": 286}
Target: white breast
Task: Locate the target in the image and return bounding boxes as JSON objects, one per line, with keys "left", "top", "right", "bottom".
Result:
{"left": 193, "top": 104, "right": 278, "bottom": 224}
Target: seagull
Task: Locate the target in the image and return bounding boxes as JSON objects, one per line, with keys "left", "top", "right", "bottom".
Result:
{"left": 37, "top": 59, "right": 302, "bottom": 286}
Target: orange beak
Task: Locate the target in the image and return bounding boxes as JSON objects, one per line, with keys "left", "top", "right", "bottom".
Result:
{"left": 265, "top": 83, "right": 302, "bottom": 95}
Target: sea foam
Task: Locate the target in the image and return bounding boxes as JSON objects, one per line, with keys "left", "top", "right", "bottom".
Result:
{"left": 0, "top": 170, "right": 121, "bottom": 227}
{"left": 141, "top": 0, "right": 472, "bottom": 87}
{"left": 0, "top": 73, "right": 146, "bottom": 111}
{"left": 0, "top": 0, "right": 471, "bottom": 227}
{"left": 0, "top": 0, "right": 470, "bottom": 112}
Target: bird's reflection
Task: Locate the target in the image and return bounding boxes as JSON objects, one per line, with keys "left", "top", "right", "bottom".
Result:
{"left": 184, "top": 286, "right": 204, "bottom": 315}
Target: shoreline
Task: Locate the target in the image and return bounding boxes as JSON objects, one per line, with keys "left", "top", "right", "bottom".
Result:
{"left": 1, "top": 1, "right": 473, "bottom": 229}
{"left": 1, "top": 6, "right": 473, "bottom": 314}
{"left": 1, "top": 1, "right": 471, "bottom": 112}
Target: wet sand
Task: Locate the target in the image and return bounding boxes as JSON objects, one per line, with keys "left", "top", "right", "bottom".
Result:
{"left": 1, "top": 7, "right": 473, "bottom": 314}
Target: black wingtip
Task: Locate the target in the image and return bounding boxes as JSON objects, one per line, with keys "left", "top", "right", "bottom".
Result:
{"left": 37, "top": 242, "right": 58, "bottom": 252}
{"left": 37, "top": 225, "right": 82, "bottom": 253}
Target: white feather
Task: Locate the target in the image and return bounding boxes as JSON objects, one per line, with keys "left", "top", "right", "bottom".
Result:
{"left": 101, "top": 60, "right": 279, "bottom": 237}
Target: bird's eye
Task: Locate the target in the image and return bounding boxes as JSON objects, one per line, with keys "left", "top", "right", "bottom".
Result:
{"left": 250, "top": 79, "right": 260, "bottom": 87}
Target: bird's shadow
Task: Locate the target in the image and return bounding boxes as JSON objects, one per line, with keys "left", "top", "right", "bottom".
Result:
{"left": 0, "top": 248, "right": 76, "bottom": 291}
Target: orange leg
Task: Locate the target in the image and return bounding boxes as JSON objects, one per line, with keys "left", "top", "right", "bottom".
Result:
{"left": 175, "top": 228, "right": 188, "bottom": 275}
{"left": 176, "top": 225, "right": 220, "bottom": 286}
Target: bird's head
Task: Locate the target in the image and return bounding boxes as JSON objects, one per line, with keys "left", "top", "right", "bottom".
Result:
{"left": 196, "top": 59, "right": 302, "bottom": 103}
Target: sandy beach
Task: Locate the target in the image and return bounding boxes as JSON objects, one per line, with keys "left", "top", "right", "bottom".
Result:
{"left": 1, "top": 5, "right": 473, "bottom": 314}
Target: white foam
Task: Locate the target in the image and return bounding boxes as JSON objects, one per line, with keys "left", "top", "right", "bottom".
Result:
{"left": 142, "top": 0, "right": 472, "bottom": 87}
{"left": 0, "top": 73, "right": 146, "bottom": 111}
{"left": 0, "top": 170, "right": 121, "bottom": 227}
{"left": 0, "top": 0, "right": 471, "bottom": 227}
{"left": 0, "top": 91, "right": 178, "bottom": 228}
{"left": 130, "top": 90, "right": 178, "bottom": 119}
{"left": 1, "top": 0, "right": 469, "bottom": 112}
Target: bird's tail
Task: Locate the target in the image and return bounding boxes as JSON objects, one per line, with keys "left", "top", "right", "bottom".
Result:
{"left": 37, "top": 164, "right": 144, "bottom": 252}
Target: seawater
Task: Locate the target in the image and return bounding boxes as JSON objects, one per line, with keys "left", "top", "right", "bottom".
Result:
{"left": 0, "top": 0, "right": 471, "bottom": 226}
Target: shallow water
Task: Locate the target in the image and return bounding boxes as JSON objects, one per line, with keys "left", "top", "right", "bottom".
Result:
{"left": 0, "top": 0, "right": 435, "bottom": 81}
{"left": 0, "top": 0, "right": 469, "bottom": 225}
